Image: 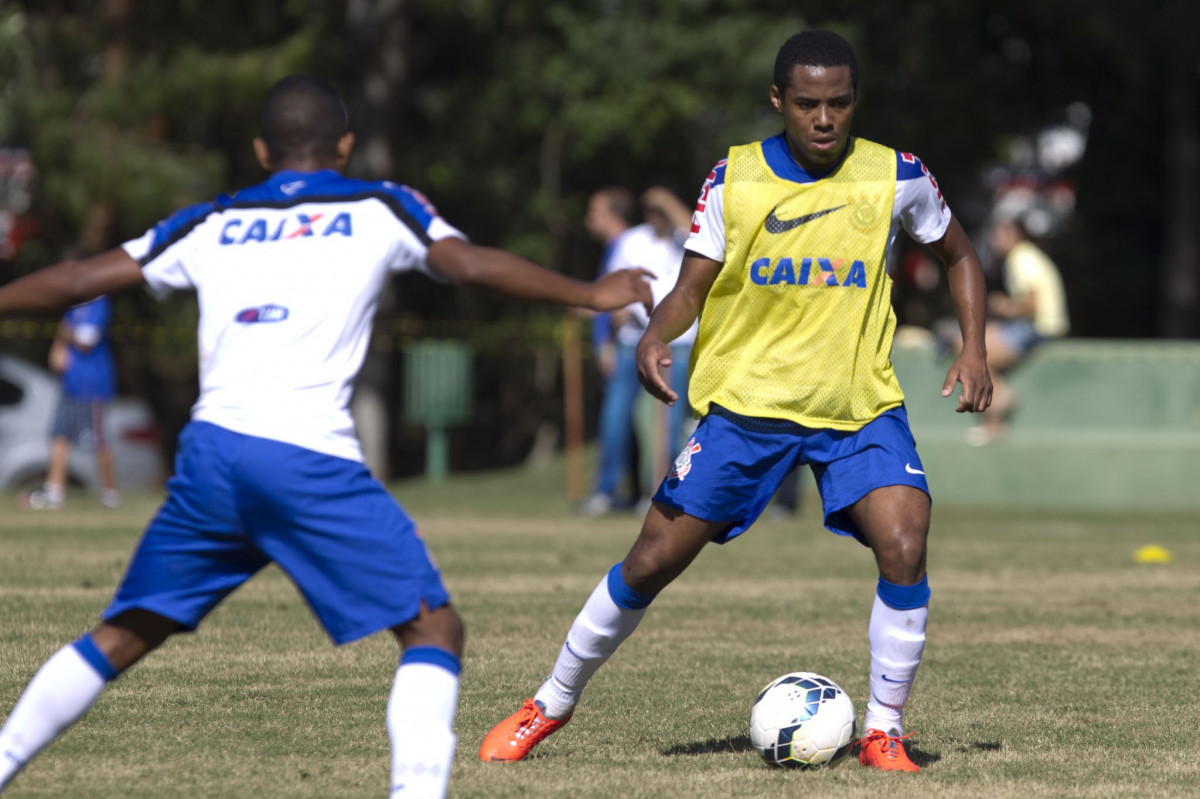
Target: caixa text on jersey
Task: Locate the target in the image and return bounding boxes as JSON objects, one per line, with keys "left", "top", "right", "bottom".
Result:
{"left": 749, "top": 256, "right": 869, "bottom": 288}
{"left": 219, "top": 212, "right": 353, "bottom": 245}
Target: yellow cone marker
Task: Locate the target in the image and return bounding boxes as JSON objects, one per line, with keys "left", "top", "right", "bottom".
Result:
{"left": 1133, "top": 545, "right": 1172, "bottom": 564}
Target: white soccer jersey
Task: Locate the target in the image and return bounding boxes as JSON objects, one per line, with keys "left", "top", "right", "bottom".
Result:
{"left": 686, "top": 135, "right": 952, "bottom": 267}
{"left": 603, "top": 222, "right": 698, "bottom": 347}
{"left": 122, "top": 169, "right": 465, "bottom": 462}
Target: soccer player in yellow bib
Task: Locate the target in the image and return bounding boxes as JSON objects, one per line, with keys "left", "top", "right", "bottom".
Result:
{"left": 480, "top": 30, "right": 992, "bottom": 773}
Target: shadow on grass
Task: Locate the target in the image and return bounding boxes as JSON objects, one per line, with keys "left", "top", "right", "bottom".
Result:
{"left": 661, "top": 735, "right": 755, "bottom": 756}
{"left": 907, "top": 737, "right": 1000, "bottom": 768}
{"left": 908, "top": 742, "right": 942, "bottom": 769}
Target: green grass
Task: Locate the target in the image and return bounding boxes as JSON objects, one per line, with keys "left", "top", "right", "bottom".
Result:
{"left": 1, "top": 476, "right": 1198, "bottom": 798}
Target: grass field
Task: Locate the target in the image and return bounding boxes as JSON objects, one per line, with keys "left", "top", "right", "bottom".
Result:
{"left": 2, "top": 468, "right": 1199, "bottom": 798}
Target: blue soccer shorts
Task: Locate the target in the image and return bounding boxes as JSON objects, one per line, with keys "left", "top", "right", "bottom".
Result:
{"left": 652, "top": 404, "right": 930, "bottom": 544}
{"left": 51, "top": 395, "right": 108, "bottom": 449}
{"left": 103, "top": 421, "right": 450, "bottom": 645}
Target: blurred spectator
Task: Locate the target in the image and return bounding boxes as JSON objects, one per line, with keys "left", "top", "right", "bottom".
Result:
{"left": 0, "top": 147, "right": 38, "bottom": 261}
{"left": 581, "top": 187, "right": 639, "bottom": 515}
{"left": 25, "top": 295, "right": 121, "bottom": 509}
{"left": 581, "top": 186, "right": 696, "bottom": 516}
{"left": 969, "top": 216, "right": 1069, "bottom": 443}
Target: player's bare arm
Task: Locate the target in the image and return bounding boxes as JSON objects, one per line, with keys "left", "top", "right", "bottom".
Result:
{"left": 925, "top": 215, "right": 992, "bottom": 413}
{"left": 48, "top": 320, "right": 72, "bottom": 373}
{"left": 426, "top": 237, "right": 653, "bottom": 313}
{"left": 0, "top": 248, "right": 145, "bottom": 317}
{"left": 636, "top": 251, "right": 722, "bottom": 405}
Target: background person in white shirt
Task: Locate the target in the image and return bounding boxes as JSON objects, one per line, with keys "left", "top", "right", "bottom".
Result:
{"left": 583, "top": 186, "right": 697, "bottom": 516}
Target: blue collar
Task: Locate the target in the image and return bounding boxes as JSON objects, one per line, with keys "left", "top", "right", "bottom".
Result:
{"left": 760, "top": 133, "right": 852, "bottom": 184}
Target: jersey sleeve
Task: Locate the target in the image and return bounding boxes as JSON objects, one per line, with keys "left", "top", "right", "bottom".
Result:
{"left": 377, "top": 183, "right": 467, "bottom": 280}
{"left": 683, "top": 159, "right": 727, "bottom": 262}
{"left": 121, "top": 201, "right": 217, "bottom": 298}
{"left": 895, "top": 152, "right": 952, "bottom": 244}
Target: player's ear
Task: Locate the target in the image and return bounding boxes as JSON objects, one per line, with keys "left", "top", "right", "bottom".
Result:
{"left": 253, "top": 138, "right": 273, "bottom": 172}
{"left": 334, "top": 132, "right": 355, "bottom": 170}
{"left": 769, "top": 84, "right": 783, "bottom": 114}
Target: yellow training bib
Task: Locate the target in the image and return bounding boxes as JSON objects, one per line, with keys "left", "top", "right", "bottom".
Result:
{"left": 688, "top": 137, "right": 903, "bottom": 430}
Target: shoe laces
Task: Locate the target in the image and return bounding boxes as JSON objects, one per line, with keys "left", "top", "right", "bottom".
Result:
{"left": 511, "top": 702, "right": 549, "bottom": 741}
{"left": 857, "top": 729, "right": 915, "bottom": 761}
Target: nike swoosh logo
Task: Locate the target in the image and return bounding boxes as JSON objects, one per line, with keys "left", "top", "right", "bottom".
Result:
{"left": 881, "top": 674, "right": 911, "bottom": 684}
{"left": 905, "top": 463, "right": 925, "bottom": 475}
{"left": 764, "top": 204, "right": 848, "bottom": 233}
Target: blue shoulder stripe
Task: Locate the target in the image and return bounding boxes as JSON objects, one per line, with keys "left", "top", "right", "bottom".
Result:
{"left": 139, "top": 174, "right": 437, "bottom": 264}
{"left": 137, "top": 201, "right": 221, "bottom": 267}
{"left": 224, "top": 172, "right": 435, "bottom": 245}
{"left": 707, "top": 160, "right": 727, "bottom": 189}
{"left": 896, "top": 150, "right": 926, "bottom": 181}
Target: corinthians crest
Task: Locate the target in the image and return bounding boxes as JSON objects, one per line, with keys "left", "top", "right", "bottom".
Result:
{"left": 668, "top": 438, "right": 702, "bottom": 481}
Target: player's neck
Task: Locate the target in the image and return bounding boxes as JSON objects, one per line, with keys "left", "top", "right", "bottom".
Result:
{"left": 271, "top": 158, "right": 340, "bottom": 174}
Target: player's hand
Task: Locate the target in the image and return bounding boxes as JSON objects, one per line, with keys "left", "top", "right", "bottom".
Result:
{"left": 636, "top": 335, "right": 677, "bottom": 405}
{"left": 589, "top": 268, "right": 654, "bottom": 314}
{"left": 942, "top": 348, "right": 992, "bottom": 413}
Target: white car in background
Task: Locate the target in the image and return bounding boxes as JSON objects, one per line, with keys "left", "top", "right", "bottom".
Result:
{"left": 0, "top": 354, "right": 164, "bottom": 493}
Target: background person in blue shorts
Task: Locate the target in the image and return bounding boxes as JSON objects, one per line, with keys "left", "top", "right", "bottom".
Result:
{"left": 0, "top": 75, "right": 651, "bottom": 798}
{"left": 26, "top": 295, "right": 120, "bottom": 510}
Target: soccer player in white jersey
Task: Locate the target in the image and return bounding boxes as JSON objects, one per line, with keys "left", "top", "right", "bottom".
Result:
{"left": 480, "top": 30, "right": 991, "bottom": 772}
{"left": 0, "top": 76, "right": 651, "bottom": 798}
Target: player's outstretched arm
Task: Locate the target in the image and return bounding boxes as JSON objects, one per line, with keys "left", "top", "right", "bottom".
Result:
{"left": 636, "top": 252, "right": 722, "bottom": 405}
{"left": 925, "top": 215, "right": 992, "bottom": 413}
{"left": 426, "top": 237, "right": 653, "bottom": 313}
{"left": 0, "top": 249, "right": 145, "bottom": 318}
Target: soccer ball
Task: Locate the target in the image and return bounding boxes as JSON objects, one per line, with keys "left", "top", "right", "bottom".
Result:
{"left": 749, "top": 672, "right": 856, "bottom": 769}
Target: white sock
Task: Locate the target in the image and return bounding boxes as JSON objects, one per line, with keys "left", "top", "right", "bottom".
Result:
{"left": 534, "top": 574, "right": 647, "bottom": 720}
{"left": 864, "top": 594, "right": 928, "bottom": 735}
{"left": 387, "top": 656, "right": 459, "bottom": 798}
{"left": 0, "top": 643, "right": 111, "bottom": 791}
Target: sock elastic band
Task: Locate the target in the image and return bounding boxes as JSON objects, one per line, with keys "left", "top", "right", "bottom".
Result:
{"left": 400, "top": 645, "right": 461, "bottom": 676}
{"left": 71, "top": 633, "right": 118, "bottom": 681}
{"left": 606, "top": 562, "right": 656, "bottom": 610}
{"left": 876, "top": 575, "right": 931, "bottom": 610}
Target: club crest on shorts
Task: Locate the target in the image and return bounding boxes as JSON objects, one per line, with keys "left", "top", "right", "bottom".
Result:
{"left": 669, "top": 437, "right": 702, "bottom": 481}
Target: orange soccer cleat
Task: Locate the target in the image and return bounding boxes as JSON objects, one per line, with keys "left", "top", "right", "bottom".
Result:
{"left": 478, "top": 699, "right": 571, "bottom": 762}
{"left": 856, "top": 728, "right": 920, "bottom": 772}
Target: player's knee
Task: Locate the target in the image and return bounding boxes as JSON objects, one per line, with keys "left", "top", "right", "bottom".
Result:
{"left": 872, "top": 528, "right": 926, "bottom": 579}
{"left": 622, "top": 544, "right": 683, "bottom": 595}
{"left": 436, "top": 606, "right": 465, "bottom": 653}
{"left": 92, "top": 610, "right": 179, "bottom": 672}
{"left": 394, "top": 603, "right": 464, "bottom": 656}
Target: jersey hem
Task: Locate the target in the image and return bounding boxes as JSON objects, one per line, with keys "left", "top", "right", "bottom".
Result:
{"left": 697, "top": 398, "right": 905, "bottom": 433}
{"left": 188, "top": 415, "right": 366, "bottom": 464}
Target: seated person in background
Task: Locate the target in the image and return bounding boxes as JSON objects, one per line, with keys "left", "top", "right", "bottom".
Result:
{"left": 972, "top": 216, "right": 1069, "bottom": 442}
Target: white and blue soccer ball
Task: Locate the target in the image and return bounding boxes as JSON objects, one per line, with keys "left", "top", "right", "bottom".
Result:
{"left": 749, "top": 671, "right": 856, "bottom": 769}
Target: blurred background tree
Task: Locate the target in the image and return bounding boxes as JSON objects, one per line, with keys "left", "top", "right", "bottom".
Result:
{"left": 0, "top": 0, "right": 1195, "bottom": 473}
